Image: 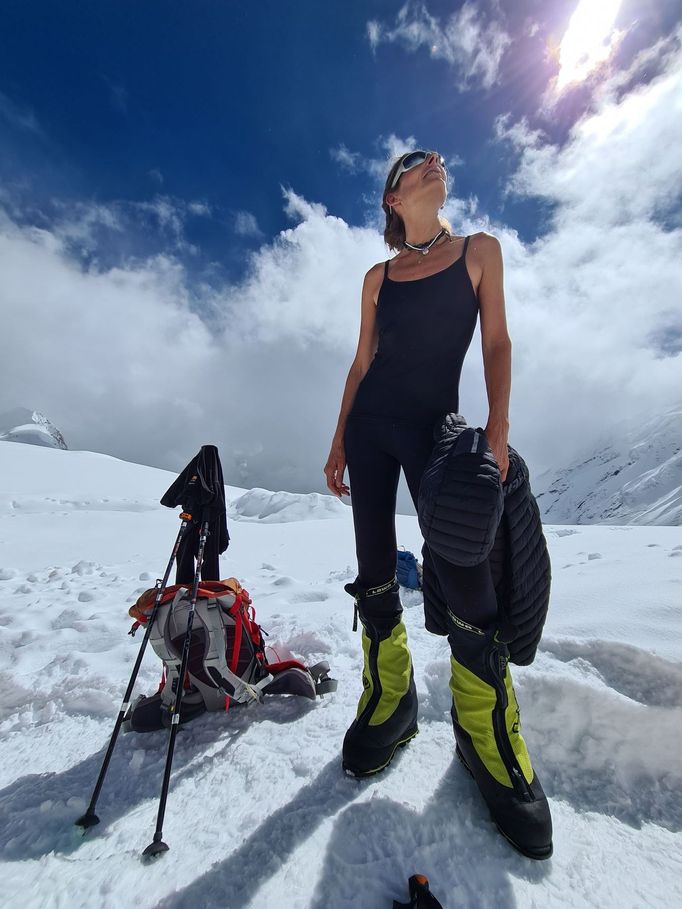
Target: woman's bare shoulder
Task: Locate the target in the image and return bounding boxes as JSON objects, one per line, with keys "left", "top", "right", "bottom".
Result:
{"left": 365, "top": 259, "right": 390, "bottom": 281}
{"left": 363, "top": 259, "right": 390, "bottom": 306}
{"left": 467, "top": 230, "right": 502, "bottom": 260}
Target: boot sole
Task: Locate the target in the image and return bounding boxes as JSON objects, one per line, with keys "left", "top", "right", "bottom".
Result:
{"left": 342, "top": 725, "right": 419, "bottom": 778}
{"left": 495, "top": 823, "right": 553, "bottom": 861}
{"left": 455, "top": 745, "right": 553, "bottom": 861}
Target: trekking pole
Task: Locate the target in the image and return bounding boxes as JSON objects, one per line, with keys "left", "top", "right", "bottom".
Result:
{"left": 75, "top": 513, "right": 192, "bottom": 831}
{"left": 142, "top": 516, "right": 210, "bottom": 858}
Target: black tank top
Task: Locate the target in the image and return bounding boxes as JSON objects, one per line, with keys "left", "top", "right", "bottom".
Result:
{"left": 349, "top": 235, "right": 479, "bottom": 423}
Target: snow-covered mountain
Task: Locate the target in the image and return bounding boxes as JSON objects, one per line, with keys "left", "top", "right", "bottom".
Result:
{"left": 1, "top": 441, "right": 681, "bottom": 909}
{"left": 534, "top": 408, "right": 681, "bottom": 525}
{"left": 0, "top": 407, "right": 68, "bottom": 450}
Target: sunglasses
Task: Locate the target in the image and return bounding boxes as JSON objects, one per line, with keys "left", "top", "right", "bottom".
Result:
{"left": 390, "top": 150, "right": 447, "bottom": 190}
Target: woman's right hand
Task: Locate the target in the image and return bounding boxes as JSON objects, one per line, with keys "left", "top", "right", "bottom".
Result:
{"left": 324, "top": 437, "right": 350, "bottom": 497}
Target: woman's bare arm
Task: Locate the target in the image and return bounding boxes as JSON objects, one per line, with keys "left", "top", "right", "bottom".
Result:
{"left": 470, "top": 231, "right": 512, "bottom": 481}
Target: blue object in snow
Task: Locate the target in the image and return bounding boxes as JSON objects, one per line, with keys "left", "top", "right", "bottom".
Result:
{"left": 396, "top": 549, "right": 421, "bottom": 590}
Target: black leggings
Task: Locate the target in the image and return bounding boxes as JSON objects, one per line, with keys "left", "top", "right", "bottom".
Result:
{"left": 343, "top": 413, "right": 498, "bottom": 628}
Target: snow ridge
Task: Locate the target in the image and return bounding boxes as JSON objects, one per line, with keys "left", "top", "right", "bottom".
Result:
{"left": 0, "top": 407, "right": 68, "bottom": 450}
{"left": 535, "top": 407, "right": 682, "bottom": 525}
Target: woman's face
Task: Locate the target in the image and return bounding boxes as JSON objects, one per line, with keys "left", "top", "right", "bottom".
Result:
{"left": 388, "top": 151, "right": 448, "bottom": 209}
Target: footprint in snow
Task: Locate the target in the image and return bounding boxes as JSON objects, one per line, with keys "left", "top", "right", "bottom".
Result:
{"left": 587, "top": 552, "right": 602, "bottom": 560}
{"left": 326, "top": 566, "right": 356, "bottom": 582}
{"left": 291, "top": 590, "right": 330, "bottom": 604}
{"left": 51, "top": 609, "right": 82, "bottom": 630}
{"left": 70, "top": 560, "right": 96, "bottom": 576}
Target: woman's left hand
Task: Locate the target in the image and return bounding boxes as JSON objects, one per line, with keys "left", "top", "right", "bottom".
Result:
{"left": 484, "top": 419, "right": 510, "bottom": 483}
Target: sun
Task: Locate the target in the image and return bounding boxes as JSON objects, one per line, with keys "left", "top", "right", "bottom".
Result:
{"left": 556, "top": 0, "right": 624, "bottom": 91}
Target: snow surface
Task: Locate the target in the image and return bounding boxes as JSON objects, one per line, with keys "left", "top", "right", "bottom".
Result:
{"left": 1, "top": 441, "right": 681, "bottom": 909}
{"left": 534, "top": 408, "right": 682, "bottom": 525}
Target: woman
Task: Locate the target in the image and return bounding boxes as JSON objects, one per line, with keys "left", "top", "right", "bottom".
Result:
{"left": 323, "top": 150, "right": 552, "bottom": 860}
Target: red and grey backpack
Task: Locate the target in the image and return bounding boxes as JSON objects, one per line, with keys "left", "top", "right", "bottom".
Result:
{"left": 124, "top": 578, "right": 336, "bottom": 732}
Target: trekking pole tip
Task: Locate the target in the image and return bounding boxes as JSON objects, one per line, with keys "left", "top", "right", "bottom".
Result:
{"left": 74, "top": 812, "right": 100, "bottom": 831}
{"left": 142, "top": 837, "right": 170, "bottom": 859}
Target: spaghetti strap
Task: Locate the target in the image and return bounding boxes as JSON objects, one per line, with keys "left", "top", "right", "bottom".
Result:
{"left": 384, "top": 260, "right": 390, "bottom": 279}
{"left": 462, "top": 235, "right": 470, "bottom": 260}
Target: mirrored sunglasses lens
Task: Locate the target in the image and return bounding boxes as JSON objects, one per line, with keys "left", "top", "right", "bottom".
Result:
{"left": 402, "top": 151, "right": 428, "bottom": 170}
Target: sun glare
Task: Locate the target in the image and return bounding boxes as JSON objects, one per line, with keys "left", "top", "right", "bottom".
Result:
{"left": 556, "top": 0, "right": 624, "bottom": 91}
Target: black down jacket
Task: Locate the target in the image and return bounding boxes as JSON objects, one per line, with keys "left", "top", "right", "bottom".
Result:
{"left": 418, "top": 413, "right": 551, "bottom": 665}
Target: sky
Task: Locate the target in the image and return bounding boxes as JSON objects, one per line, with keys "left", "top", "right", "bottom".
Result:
{"left": 1, "top": 0, "right": 681, "bottom": 511}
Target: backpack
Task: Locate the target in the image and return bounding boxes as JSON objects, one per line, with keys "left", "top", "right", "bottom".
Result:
{"left": 125, "top": 578, "right": 336, "bottom": 731}
{"left": 397, "top": 548, "right": 422, "bottom": 590}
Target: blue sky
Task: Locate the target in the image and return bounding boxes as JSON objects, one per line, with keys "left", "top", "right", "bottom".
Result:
{"left": 4, "top": 0, "right": 675, "bottom": 279}
{"left": 1, "top": 1, "right": 681, "bottom": 504}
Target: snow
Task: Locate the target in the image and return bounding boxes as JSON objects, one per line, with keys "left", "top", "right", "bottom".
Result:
{"left": 534, "top": 407, "right": 682, "bottom": 525}
{"left": 1, "top": 440, "right": 681, "bottom": 909}
{"left": 0, "top": 408, "right": 68, "bottom": 450}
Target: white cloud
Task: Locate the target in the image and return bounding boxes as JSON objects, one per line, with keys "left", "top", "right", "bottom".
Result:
{"left": 26, "top": 195, "right": 212, "bottom": 261}
{"left": 499, "top": 48, "right": 682, "bottom": 227}
{"left": 234, "top": 210, "right": 263, "bottom": 238}
{"left": 330, "top": 133, "right": 420, "bottom": 183}
{"left": 484, "top": 37, "right": 682, "bottom": 471}
{"left": 1, "top": 39, "right": 681, "bottom": 507}
{"left": 367, "top": 1, "right": 511, "bottom": 91}
{"left": 39, "top": 202, "right": 124, "bottom": 261}
{"left": 148, "top": 168, "right": 164, "bottom": 185}
{"left": 366, "top": 20, "right": 381, "bottom": 51}
{"left": 330, "top": 145, "right": 361, "bottom": 172}
{"left": 0, "top": 189, "right": 388, "bottom": 497}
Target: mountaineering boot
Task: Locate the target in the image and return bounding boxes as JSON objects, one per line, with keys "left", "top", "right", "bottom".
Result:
{"left": 342, "top": 577, "right": 419, "bottom": 776}
{"left": 448, "top": 614, "right": 553, "bottom": 859}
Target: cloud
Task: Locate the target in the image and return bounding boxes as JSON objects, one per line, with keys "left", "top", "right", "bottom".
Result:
{"left": 148, "top": 168, "right": 164, "bottom": 185}
{"left": 497, "top": 43, "right": 682, "bottom": 227}
{"left": 1, "top": 37, "right": 681, "bottom": 509}
{"left": 483, "top": 35, "right": 682, "bottom": 467}
{"left": 128, "top": 195, "right": 212, "bottom": 253}
{"left": 367, "top": 1, "right": 511, "bottom": 91}
{"left": 0, "top": 90, "right": 44, "bottom": 137}
{"left": 330, "top": 145, "right": 361, "bottom": 173}
{"left": 330, "top": 134, "right": 419, "bottom": 183}
{"left": 5, "top": 194, "right": 216, "bottom": 269}
{"left": 0, "top": 188, "right": 388, "bottom": 498}
{"left": 234, "top": 210, "right": 263, "bottom": 238}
